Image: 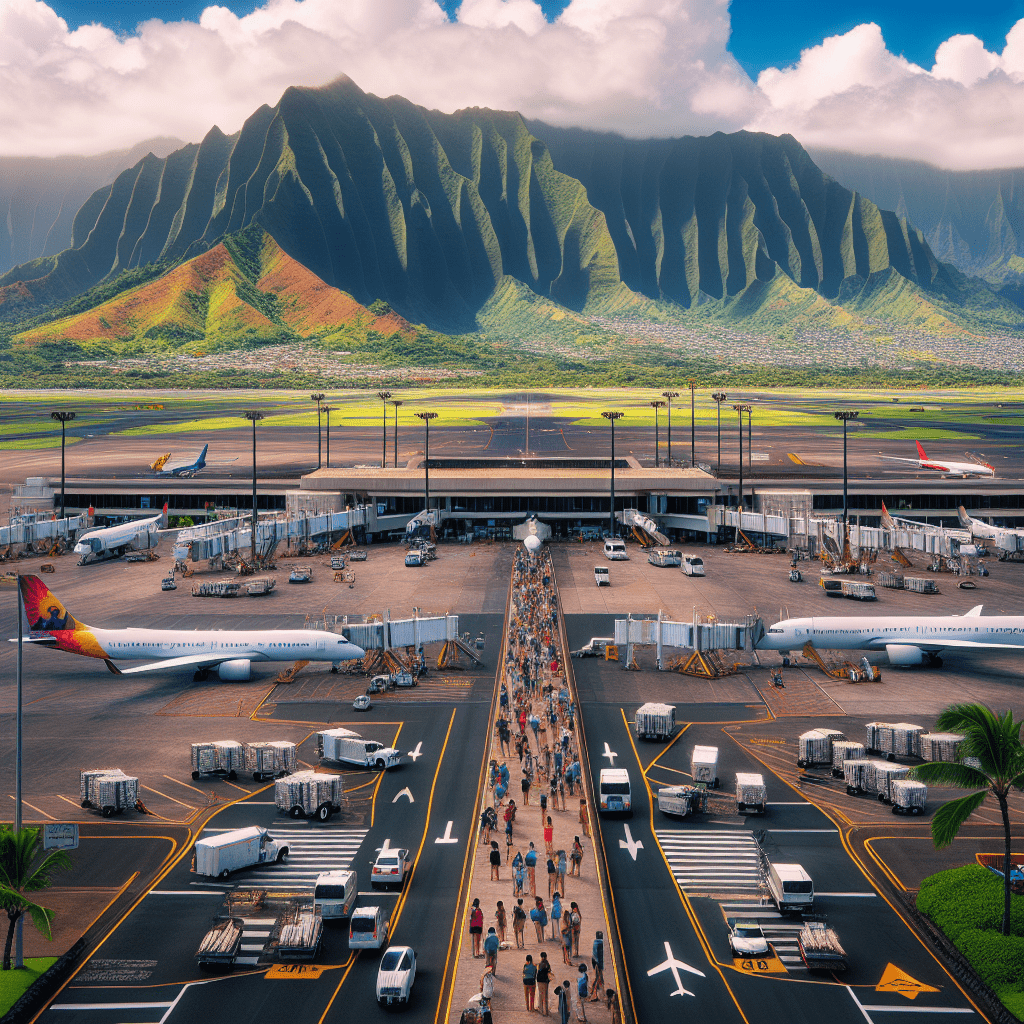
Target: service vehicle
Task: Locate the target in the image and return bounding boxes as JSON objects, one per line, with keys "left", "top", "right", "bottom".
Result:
{"left": 735, "top": 773, "right": 767, "bottom": 814}
{"left": 598, "top": 768, "right": 632, "bottom": 816}
{"left": 353, "top": 694, "right": 372, "bottom": 711}
{"left": 603, "top": 539, "right": 629, "bottom": 560}
{"left": 313, "top": 870, "right": 358, "bottom": 920}
{"left": 594, "top": 566, "right": 610, "bottom": 587}
{"left": 288, "top": 566, "right": 312, "bottom": 583}
{"left": 571, "top": 637, "right": 614, "bottom": 659}
{"left": 368, "top": 670, "right": 414, "bottom": 690}
{"left": 788, "top": 568, "right": 803, "bottom": 583}
{"left": 404, "top": 550, "right": 424, "bottom": 567}
{"left": 635, "top": 702, "right": 676, "bottom": 740}
{"left": 691, "top": 745, "right": 720, "bottom": 788}
{"left": 274, "top": 771, "right": 346, "bottom": 822}
{"left": 766, "top": 861, "right": 814, "bottom": 915}
{"left": 193, "top": 826, "right": 288, "bottom": 878}
{"left": 655, "top": 785, "right": 706, "bottom": 818}
{"left": 797, "top": 920, "right": 848, "bottom": 971}
{"left": 317, "top": 728, "right": 402, "bottom": 769}
{"left": 681, "top": 554, "right": 706, "bottom": 577}
{"left": 377, "top": 945, "right": 417, "bottom": 1006}
{"left": 727, "top": 919, "right": 770, "bottom": 957}
{"left": 819, "top": 576, "right": 843, "bottom": 597}
{"left": 841, "top": 580, "right": 877, "bottom": 601}
{"left": 648, "top": 549, "right": 682, "bottom": 568}
{"left": 278, "top": 907, "right": 323, "bottom": 961}
{"left": 349, "top": 906, "right": 389, "bottom": 949}
{"left": 161, "top": 576, "right": 177, "bottom": 591}
{"left": 371, "top": 847, "right": 411, "bottom": 889}
{"left": 195, "top": 917, "right": 244, "bottom": 969}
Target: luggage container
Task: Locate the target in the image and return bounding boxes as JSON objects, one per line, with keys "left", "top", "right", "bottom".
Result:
{"left": 275, "top": 770, "right": 346, "bottom": 822}
{"left": 920, "top": 732, "right": 965, "bottom": 762}
{"left": 191, "top": 579, "right": 241, "bottom": 597}
{"left": 904, "top": 577, "right": 939, "bottom": 594}
{"left": 80, "top": 769, "right": 139, "bottom": 816}
{"left": 246, "top": 577, "right": 276, "bottom": 596}
{"left": 840, "top": 580, "right": 876, "bottom": 601}
{"left": 878, "top": 572, "right": 904, "bottom": 589}
{"left": 797, "top": 729, "right": 838, "bottom": 768}
{"left": 278, "top": 907, "right": 323, "bottom": 961}
{"left": 890, "top": 724, "right": 923, "bottom": 758}
{"left": 246, "top": 741, "right": 297, "bottom": 780}
{"left": 843, "top": 758, "right": 877, "bottom": 795}
{"left": 873, "top": 763, "right": 909, "bottom": 803}
{"left": 891, "top": 779, "right": 927, "bottom": 815}
{"left": 191, "top": 740, "right": 245, "bottom": 780}
{"left": 830, "top": 741, "right": 865, "bottom": 777}
{"left": 690, "top": 746, "right": 719, "bottom": 788}
{"left": 635, "top": 703, "right": 676, "bottom": 741}
{"left": 656, "top": 785, "right": 707, "bottom": 818}
{"left": 735, "top": 773, "right": 767, "bottom": 814}
{"left": 648, "top": 549, "right": 681, "bottom": 568}
{"left": 196, "top": 917, "right": 244, "bottom": 969}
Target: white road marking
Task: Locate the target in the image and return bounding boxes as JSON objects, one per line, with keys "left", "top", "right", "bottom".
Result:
{"left": 602, "top": 742, "right": 618, "bottom": 765}
{"left": 393, "top": 787, "right": 415, "bottom": 803}
{"left": 619, "top": 824, "right": 644, "bottom": 860}
{"left": 435, "top": 820, "right": 459, "bottom": 844}
{"left": 407, "top": 742, "right": 424, "bottom": 762}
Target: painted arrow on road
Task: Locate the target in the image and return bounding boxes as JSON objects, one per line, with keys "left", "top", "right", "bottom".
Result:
{"left": 619, "top": 824, "right": 644, "bottom": 860}
{"left": 435, "top": 821, "right": 459, "bottom": 844}
{"left": 407, "top": 742, "right": 424, "bottom": 762}
{"left": 602, "top": 742, "right": 618, "bottom": 765}
{"left": 392, "top": 788, "right": 414, "bottom": 804}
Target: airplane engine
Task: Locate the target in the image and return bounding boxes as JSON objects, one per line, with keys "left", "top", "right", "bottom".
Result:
{"left": 885, "top": 644, "right": 925, "bottom": 667}
{"left": 216, "top": 659, "right": 252, "bottom": 681}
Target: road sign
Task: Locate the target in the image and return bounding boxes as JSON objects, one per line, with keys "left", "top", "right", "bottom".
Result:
{"left": 44, "top": 823, "right": 78, "bottom": 850}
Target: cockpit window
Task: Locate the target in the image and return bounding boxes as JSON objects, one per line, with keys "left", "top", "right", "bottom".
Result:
{"left": 769, "top": 627, "right": 784, "bottom": 633}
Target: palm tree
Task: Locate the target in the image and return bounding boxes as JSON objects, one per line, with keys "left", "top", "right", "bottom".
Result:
{"left": 910, "top": 704, "right": 1024, "bottom": 936}
{"left": 0, "top": 825, "right": 72, "bottom": 970}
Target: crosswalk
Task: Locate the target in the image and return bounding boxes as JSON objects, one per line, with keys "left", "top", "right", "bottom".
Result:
{"left": 198, "top": 825, "right": 369, "bottom": 892}
{"left": 656, "top": 829, "right": 763, "bottom": 895}
{"left": 234, "top": 916, "right": 278, "bottom": 966}
{"left": 720, "top": 903, "right": 807, "bottom": 971}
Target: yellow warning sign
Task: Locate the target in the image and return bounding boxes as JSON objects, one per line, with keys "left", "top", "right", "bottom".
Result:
{"left": 265, "top": 963, "right": 327, "bottom": 980}
{"left": 733, "top": 954, "right": 788, "bottom": 975}
{"left": 875, "top": 963, "right": 940, "bottom": 1000}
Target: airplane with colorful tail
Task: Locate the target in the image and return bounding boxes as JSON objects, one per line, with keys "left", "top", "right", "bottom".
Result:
{"left": 879, "top": 441, "right": 994, "bottom": 478}
{"left": 150, "top": 444, "right": 236, "bottom": 477}
{"left": 12, "top": 575, "right": 365, "bottom": 680}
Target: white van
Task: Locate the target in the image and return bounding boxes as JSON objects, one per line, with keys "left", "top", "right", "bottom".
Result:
{"left": 603, "top": 540, "right": 628, "bottom": 560}
{"left": 314, "top": 870, "right": 358, "bottom": 920}
{"left": 598, "top": 768, "right": 632, "bottom": 816}
{"left": 594, "top": 566, "right": 610, "bottom": 587}
{"left": 648, "top": 549, "right": 681, "bottom": 567}
{"left": 682, "top": 555, "right": 705, "bottom": 577}
{"left": 766, "top": 862, "right": 814, "bottom": 915}
{"left": 349, "top": 905, "right": 389, "bottom": 949}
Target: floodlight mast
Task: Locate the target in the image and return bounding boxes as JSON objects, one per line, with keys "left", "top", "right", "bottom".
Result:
{"left": 601, "top": 411, "right": 624, "bottom": 538}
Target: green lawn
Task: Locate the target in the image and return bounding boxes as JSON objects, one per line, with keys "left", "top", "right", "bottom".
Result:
{"left": 0, "top": 957, "right": 58, "bottom": 1016}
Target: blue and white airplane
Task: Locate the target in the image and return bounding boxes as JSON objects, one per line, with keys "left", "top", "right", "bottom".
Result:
{"left": 151, "top": 444, "right": 235, "bottom": 477}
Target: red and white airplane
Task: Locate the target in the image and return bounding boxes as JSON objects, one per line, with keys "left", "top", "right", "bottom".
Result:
{"left": 880, "top": 441, "right": 994, "bottom": 478}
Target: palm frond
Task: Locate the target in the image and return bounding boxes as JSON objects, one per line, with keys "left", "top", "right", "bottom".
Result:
{"left": 909, "top": 762, "right": 990, "bottom": 789}
{"left": 25, "top": 850, "right": 73, "bottom": 893}
{"left": 930, "top": 790, "right": 989, "bottom": 848}
{"left": 26, "top": 901, "right": 56, "bottom": 942}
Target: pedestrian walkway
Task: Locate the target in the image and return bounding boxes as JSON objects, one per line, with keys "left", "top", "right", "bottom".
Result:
{"left": 449, "top": 547, "right": 622, "bottom": 1023}
{"left": 234, "top": 916, "right": 279, "bottom": 965}
{"left": 656, "top": 829, "right": 763, "bottom": 896}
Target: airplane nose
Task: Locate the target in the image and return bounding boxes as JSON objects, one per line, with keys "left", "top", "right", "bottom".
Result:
{"left": 349, "top": 644, "right": 365, "bottom": 659}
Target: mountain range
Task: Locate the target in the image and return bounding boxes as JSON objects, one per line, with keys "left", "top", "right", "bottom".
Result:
{"left": 2, "top": 75, "right": 1024, "bottom": 379}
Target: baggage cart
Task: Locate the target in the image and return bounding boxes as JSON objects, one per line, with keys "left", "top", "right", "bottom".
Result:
{"left": 635, "top": 702, "right": 676, "bottom": 741}
{"left": 246, "top": 577, "right": 276, "bottom": 596}
{"left": 904, "top": 576, "right": 939, "bottom": 594}
{"left": 831, "top": 740, "right": 866, "bottom": 777}
{"left": 921, "top": 732, "right": 965, "bottom": 762}
{"left": 878, "top": 572, "right": 904, "bottom": 589}
{"left": 278, "top": 907, "right": 323, "bottom": 961}
{"left": 873, "top": 762, "right": 909, "bottom": 803}
{"left": 798, "top": 729, "right": 840, "bottom": 768}
{"left": 656, "top": 785, "right": 707, "bottom": 818}
{"left": 246, "top": 741, "right": 297, "bottom": 780}
{"left": 891, "top": 779, "right": 927, "bottom": 815}
{"left": 843, "top": 758, "right": 878, "bottom": 796}
{"left": 797, "top": 920, "right": 848, "bottom": 972}
{"left": 866, "top": 722, "right": 922, "bottom": 759}
{"left": 691, "top": 746, "right": 719, "bottom": 788}
{"left": 275, "top": 770, "right": 346, "bottom": 822}
{"left": 191, "top": 740, "right": 245, "bottom": 780}
{"left": 196, "top": 917, "right": 244, "bottom": 969}
{"left": 735, "top": 773, "right": 766, "bottom": 814}
{"left": 80, "top": 768, "right": 139, "bottom": 816}
{"left": 840, "top": 580, "right": 876, "bottom": 601}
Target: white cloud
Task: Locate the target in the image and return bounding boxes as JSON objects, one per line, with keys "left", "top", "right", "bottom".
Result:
{"left": 0, "top": 0, "right": 758, "bottom": 157}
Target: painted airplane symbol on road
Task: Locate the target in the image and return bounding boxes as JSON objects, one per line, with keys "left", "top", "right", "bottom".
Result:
{"left": 375, "top": 837, "right": 394, "bottom": 855}
{"left": 602, "top": 742, "right": 618, "bottom": 765}
{"left": 435, "top": 821, "right": 459, "bottom": 844}
{"left": 619, "top": 824, "right": 643, "bottom": 860}
{"left": 407, "top": 742, "right": 424, "bottom": 762}
{"left": 647, "top": 942, "right": 706, "bottom": 998}
{"left": 392, "top": 788, "right": 414, "bottom": 804}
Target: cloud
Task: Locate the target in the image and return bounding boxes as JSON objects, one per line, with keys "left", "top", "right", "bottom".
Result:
{"left": 750, "top": 21, "right": 1024, "bottom": 170}
{"left": 0, "top": 0, "right": 759, "bottom": 157}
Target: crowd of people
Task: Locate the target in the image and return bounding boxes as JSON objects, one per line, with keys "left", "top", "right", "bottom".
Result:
{"left": 462, "top": 548, "right": 621, "bottom": 1024}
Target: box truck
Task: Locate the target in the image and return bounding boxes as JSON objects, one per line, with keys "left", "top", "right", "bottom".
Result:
{"left": 193, "top": 826, "right": 288, "bottom": 878}
{"left": 766, "top": 862, "right": 814, "bottom": 915}
{"left": 317, "top": 729, "right": 401, "bottom": 769}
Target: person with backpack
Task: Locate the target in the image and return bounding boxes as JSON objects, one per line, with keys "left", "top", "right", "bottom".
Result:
{"left": 536, "top": 950, "right": 552, "bottom": 1016}
{"left": 589, "top": 932, "right": 604, "bottom": 1001}
{"left": 550, "top": 891, "right": 563, "bottom": 941}
{"left": 574, "top": 964, "right": 589, "bottom": 1021}
{"left": 512, "top": 898, "right": 527, "bottom": 949}
{"left": 530, "top": 897, "right": 548, "bottom": 944}
{"left": 483, "top": 926, "right": 500, "bottom": 975}
{"left": 522, "top": 955, "right": 537, "bottom": 1011}
{"left": 469, "top": 898, "right": 484, "bottom": 957}
{"left": 570, "top": 835, "right": 584, "bottom": 877}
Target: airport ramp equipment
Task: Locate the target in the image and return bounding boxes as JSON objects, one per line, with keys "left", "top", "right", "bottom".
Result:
{"left": 247, "top": 741, "right": 297, "bottom": 780}
{"left": 831, "top": 741, "right": 866, "bottom": 774}
{"left": 891, "top": 779, "right": 927, "bottom": 815}
{"left": 958, "top": 506, "right": 1024, "bottom": 561}
{"left": 80, "top": 768, "right": 139, "bottom": 816}
{"left": 873, "top": 763, "right": 910, "bottom": 803}
{"left": 191, "top": 741, "right": 245, "bottom": 779}
{"left": 0, "top": 510, "right": 93, "bottom": 553}
{"left": 275, "top": 771, "right": 346, "bottom": 821}
{"left": 331, "top": 609, "right": 468, "bottom": 658}
{"left": 798, "top": 729, "right": 841, "bottom": 768}
{"left": 617, "top": 509, "right": 670, "bottom": 547}
{"left": 613, "top": 609, "right": 763, "bottom": 670}
{"left": 920, "top": 732, "right": 966, "bottom": 762}
{"left": 707, "top": 507, "right": 789, "bottom": 539}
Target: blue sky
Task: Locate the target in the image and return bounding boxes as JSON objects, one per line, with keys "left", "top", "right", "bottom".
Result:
{"left": 48, "top": 0, "right": 1024, "bottom": 73}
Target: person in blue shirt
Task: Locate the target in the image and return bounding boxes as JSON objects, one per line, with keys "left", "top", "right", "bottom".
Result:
{"left": 483, "top": 926, "right": 500, "bottom": 975}
{"left": 551, "top": 892, "right": 562, "bottom": 941}
{"left": 590, "top": 931, "right": 605, "bottom": 1001}
{"left": 530, "top": 898, "right": 548, "bottom": 944}
{"left": 525, "top": 842, "right": 538, "bottom": 895}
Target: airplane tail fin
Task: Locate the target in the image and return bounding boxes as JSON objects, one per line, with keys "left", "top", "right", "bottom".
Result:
{"left": 958, "top": 506, "right": 971, "bottom": 529}
{"left": 916, "top": 441, "right": 928, "bottom": 460}
{"left": 18, "top": 575, "right": 87, "bottom": 633}
{"left": 162, "top": 502, "right": 169, "bottom": 528}
{"left": 197, "top": 443, "right": 208, "bottom": 464}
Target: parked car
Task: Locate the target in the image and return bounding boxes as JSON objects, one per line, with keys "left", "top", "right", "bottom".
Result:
{"left": 353, "top": 695, "right": 372, "bottom": 712}
{"left": 727, "top": 919, "right": 770, "bottom": 957}
{"left": 376, "top": 945, "right": 417, "bottom": 1006}
{"left": 371, "top": 848, "right": 411, "bottom": 889}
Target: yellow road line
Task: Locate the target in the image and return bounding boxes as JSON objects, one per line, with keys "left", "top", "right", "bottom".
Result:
{"left": 10, "top": 794, "right": 57, "bottom": 820}
{"left": 140, "top": 785, "right": 196, "bottom": 810}
{"left": 163, "top": 775, "right": 207, "bottom": 796}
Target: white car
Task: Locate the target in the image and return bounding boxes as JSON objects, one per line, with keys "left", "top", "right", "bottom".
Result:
{"left": 371, "top": 848, "right": 411, "bottom": 889}
{"left": 727, "top": 919, "right": 770, "bottom": 957}
{"left": 377, "top": 945, "right": 416, "bottom": 1006}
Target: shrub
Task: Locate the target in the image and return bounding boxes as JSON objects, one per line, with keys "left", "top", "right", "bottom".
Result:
{"left": 956, "top": 929, "right": 1024, "bottom": 988}
{"left": 917, "top": 865, "right": 1024, "bottom": 942}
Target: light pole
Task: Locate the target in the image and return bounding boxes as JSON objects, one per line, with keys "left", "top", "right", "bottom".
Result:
{"left": 415, "top": 412, "right": 438, "bottom": 511}
{"left": 661, "top": 391, "right": 678, "bottom": 466}
{"left": 310, "top": 393, "right": 324, "bottom": 468}
{"left": 601, "top": 411, "right": 623, "bottom": 538}
{"left": 733, "top": 404, "right": 751, "bottom": 541}
{"left": 650, "top": 400, "right": 665, "bottom": 467}
{"left": 51, "top": 411, "right": 76, "bottom": 520}
{"left": 688, "top": 378, "right": 697, "bottom": 467}
{"left": 391, "top": 399, "right": 403, "bottom": 467}
{"left": 378, "top": 390, "right": 392, "bottom": 468}
{"left": 243, "top": 411, "right": 263, "bottom": 562}
{"left": 712, "top": 392, "right": 727, "bottom": 474}
{"left": 835, "top": 411, "right": 859, "bottom": 530}
{"left": 747, "top": 405, "right": 753, "bottom": 478}
{"left": 322, "top": 406, "right": 333, "bottom": 468}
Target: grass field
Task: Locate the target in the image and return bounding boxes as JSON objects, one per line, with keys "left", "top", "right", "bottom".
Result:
{"left": 0, "top": 957, "right": 58, "bottom": 1016}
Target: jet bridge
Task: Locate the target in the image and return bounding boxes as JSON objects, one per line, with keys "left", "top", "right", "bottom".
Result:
{"left": 613, "top": 610, "right": 764, "bottom": 673}
{"left": 0, "top": 511, "right": 94, "bottom": 558}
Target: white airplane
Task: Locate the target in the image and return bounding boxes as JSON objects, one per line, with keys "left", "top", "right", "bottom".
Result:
{"left": 757, "top": 606, "right": 1024, "bottom": 666}
{"left": 74, "top": 504, "right": 167, "bottom": 565}
{"left": 958, "top": 506, "right": 1024, "bottom": 551}
{"left": 14, "top": 575, "right": 365, "bottom": 680}
{"left": 646, "top": 941, "right": 706, "bottom": 998}
{"left": 880, "top": 441, "right": 994, "bottom": 478}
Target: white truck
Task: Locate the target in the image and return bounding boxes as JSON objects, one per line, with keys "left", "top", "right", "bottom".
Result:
{"left": 682, "top": 554, "right": 706, "bottom": 577}
{"left": 594, "top": 566, "right": 610, "bottom": 587}
{"left": 766, "top": 862, "right": 814, "bottom": 915}
{"left": 193, "top": 826, "right": 288, "bottom": 878}
{"left": 635, "top": 703, "right": 676, "bottom": 741}
{"left": 317, "top": 728, "right": 402, "bottom": 770}
{"left": 603, "top": 539, "right": 629, "bottom": 560}
{"left": 691, "top": 745, "right": 720, "bottom": 788}
{"left": 735, "top": 772, "right": 767, "bottom": 814}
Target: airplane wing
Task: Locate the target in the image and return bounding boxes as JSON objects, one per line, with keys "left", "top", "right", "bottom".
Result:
{"left": 107, "top": 651, "right": 270, "bottom": 675}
